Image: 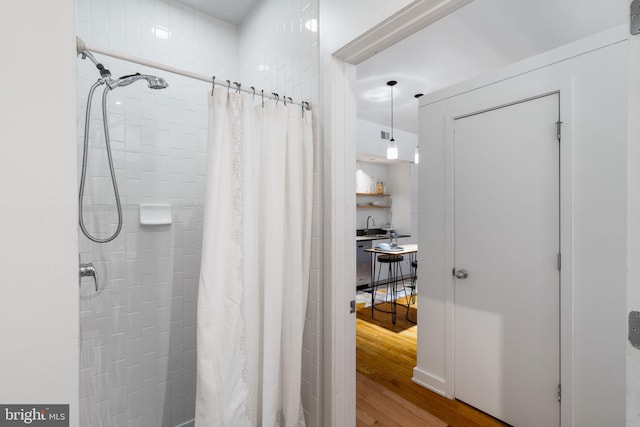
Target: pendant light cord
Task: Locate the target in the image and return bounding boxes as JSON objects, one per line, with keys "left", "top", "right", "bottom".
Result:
{"left": 391, "top": 84, "right": 394, "bottom": 140}
{"left": 387, "top": 80, "right": 397, "bottom": 141}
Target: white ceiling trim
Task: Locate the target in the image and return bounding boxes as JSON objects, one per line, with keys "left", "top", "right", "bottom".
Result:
{"left": 334, "top": 0, "right": 473, "bottom": 65}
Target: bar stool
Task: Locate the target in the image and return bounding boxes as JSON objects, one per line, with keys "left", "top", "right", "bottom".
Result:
{"left": 408, "top": 260, "right": 418, "bottom": 304}
{"left": 405, "top": 260, "right": 418, "bottom": 323}
{"left": 372, "top": 254, "right": 404, "bottom": 324}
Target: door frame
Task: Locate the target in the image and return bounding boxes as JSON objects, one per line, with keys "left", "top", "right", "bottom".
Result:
{"left": 323, "top": 1, "right": 472, "bottom": 425}
{"left": 440, "top": 82, "right": 575, "bottom": 425}
{"left": 326, "top": 1, "right": 639, "bottom": 421}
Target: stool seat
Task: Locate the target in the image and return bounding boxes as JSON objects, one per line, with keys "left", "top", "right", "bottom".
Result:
{"left": 378, "top": 254, "right": 404, "bottom": 263}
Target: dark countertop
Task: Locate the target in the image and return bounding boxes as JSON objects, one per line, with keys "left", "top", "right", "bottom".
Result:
{"left": 356, "top": 234, "right": 410, "bottom": 242}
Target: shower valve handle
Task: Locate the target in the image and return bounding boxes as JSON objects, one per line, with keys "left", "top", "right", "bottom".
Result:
{"left": 80, "top": 263, "right": 99, "bottom": 292}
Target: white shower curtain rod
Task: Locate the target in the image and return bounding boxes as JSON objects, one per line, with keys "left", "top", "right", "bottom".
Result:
{"left": 76, "top": 37, "right": 311, "bottom": 111}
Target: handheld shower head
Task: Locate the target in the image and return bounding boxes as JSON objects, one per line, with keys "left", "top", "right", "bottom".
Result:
{"left": 145, "top": 75, "right": 169, "bottom": 89}
{"left": 108, "top": 73, "right": 169, "bottom": 90}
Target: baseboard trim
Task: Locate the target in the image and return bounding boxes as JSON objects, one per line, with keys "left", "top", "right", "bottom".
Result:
{"left": 412, "top": 366, "right": 449, "bottom": 397}
{"left": 175, "top": 420, "right": 194, "bottom": 427}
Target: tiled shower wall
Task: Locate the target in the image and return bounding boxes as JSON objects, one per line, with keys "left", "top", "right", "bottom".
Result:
{"left": 77, "top": 1, "right": 238, "bottom": 426}
{"left": 238, "top": 1, "right": 321, "bottom": 425}
{"left": 77, "top": 0, "right": 321, "bottom": 426}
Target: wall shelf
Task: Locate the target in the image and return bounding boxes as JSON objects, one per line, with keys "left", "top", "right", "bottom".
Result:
{"left": 356, "top": 192, "right": 391, "bottom": 209}
{"left": 356, "top": 192, "right": 391, "bottom": 197}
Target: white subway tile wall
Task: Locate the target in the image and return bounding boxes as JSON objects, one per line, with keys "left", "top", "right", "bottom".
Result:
{"left": 77, "top": 0, "right": 321, "bottom": 426}
{"left": 77, "top": 0, "right": 237, "bottom": 426}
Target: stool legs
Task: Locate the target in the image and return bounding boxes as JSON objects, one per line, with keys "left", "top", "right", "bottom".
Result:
{"left": 372, "top": 258, "right": 404, "bottom": 325}
{"left": 405, "top": 259, "right": 417, "bottom": 323}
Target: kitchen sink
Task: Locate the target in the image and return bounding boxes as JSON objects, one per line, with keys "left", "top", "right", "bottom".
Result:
{"left": 356, "top": 228, "right": 388, "bottom": 237}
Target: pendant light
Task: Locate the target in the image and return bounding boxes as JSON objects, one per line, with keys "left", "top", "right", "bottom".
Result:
{"left": 414, "top": 93, "right": 424, "bottom": 164}
{"left": 386, "top": 80, "right": 398, "bottom": 160}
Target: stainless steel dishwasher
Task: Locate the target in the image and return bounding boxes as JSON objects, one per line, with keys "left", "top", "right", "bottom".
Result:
{"left": 356, "top": 240, "right": 372, "bottom": 288}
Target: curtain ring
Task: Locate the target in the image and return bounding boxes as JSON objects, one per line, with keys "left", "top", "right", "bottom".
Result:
{"left": 261, "top": 90, "right": 264, "bottom": 108}
{"left": 272, "top": 93, "right": 279, "bottom": 105}
{"left": 283, "top": 95, "right": 287, "bottom": 106}
{"left": 211, "top": 76, "right": 215, "bottom": 95}
{"left": 233, "top": 82, "right": 241, "bottom": 93}
{"left": 251, "top": 86, "right": 256, "bottom": 100}
{"left": 287, "top": 97, "right": 293, "bottom": 106}
{"left": 226, "top": 80, "right": 231, "bottom": 93}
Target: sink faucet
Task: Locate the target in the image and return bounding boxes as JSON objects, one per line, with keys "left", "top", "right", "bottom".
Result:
{"left": 366, "top": 215, "right": 375, "bottom": 233}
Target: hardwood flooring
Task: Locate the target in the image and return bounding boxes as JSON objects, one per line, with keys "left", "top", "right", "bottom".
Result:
{"left": 356, "top": 312, "right": 508, "bottom": 427}
{"left": 356, "top": 372, "right": 448, "bottom": 427}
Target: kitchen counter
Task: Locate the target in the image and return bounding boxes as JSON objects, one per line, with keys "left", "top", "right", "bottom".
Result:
{"left": 356, "top": 234, "right": 410, "bottom": 242}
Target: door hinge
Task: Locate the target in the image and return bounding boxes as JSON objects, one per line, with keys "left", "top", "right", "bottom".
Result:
{"left": 557, "top": 253, "right": 561, "bottom": 271}
{"left": 630, "top": 311, "right": 640, "bottom": 349}
{"left": 631, "top": 0, "right": 640, "bottom": 35}
{"left": 557, "top": 383, "right": 562, "bottom": 402}
{"left": 350, "top": 300, "right": 356, "bottom": 314}
{"left": 556, "top": 121, "right": 562, "bottom": 141}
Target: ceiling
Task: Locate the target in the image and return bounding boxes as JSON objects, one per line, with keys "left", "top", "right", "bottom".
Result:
{"left": 176, "top": 0, "right": 261, "bottom": 25}
{"left": 174, "top": 0, "right": 623, "bottom": 134}
{"left": 356, "top": 0, "right": 625, "bottom": 134}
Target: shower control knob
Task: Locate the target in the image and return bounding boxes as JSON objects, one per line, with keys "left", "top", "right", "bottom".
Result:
{"left": 80, "top": 263, "right": 99, "bottom": 292}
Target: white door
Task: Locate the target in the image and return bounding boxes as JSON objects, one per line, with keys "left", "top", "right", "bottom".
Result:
{"left": 453, "top": 93, "right": 560, "bottom": 427}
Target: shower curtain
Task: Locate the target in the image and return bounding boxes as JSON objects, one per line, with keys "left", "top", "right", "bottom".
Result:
{"left": 196, "top": 89, "right": 313, "bottom": 426}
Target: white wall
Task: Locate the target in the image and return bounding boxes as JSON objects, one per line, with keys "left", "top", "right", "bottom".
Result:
{"left": 0, "top": 0, "right": 79, "bottom": 425}
{"left": 355, "top": 161, "right": 417, "bottom": 237}
{"left": 321, "top": 0, "right": 415, "bottom": 53}
{"left": 357, "top": 118, "right": 418, "bottom": 162}
{"left": 76, "top": 1, "right": 237, "bottom": 425}
{"left": 627, "top": 0, "right": 640, "bottom": 422}
{"left": 238, "top": 1, "right": 322, "bottom": 425}
{"left": 356, "top": 119, "right": 418, "bottom": 237}
{"left": 386, "top": 162, "right": 418, "bottom": 237}
{"left": 416, "top": 29, "right": 627, "bottom": 426}
{"left": 355, "top": 162, "right": 390, "bottom": 230}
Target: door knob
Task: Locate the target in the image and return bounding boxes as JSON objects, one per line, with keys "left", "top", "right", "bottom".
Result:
{"left": 454, "top": 269, "right": 469, "bottom": 279}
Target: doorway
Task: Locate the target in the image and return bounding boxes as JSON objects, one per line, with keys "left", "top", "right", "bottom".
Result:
{"left": 327, "top": 2, "right": 627, "bottom": 426}
{"left": 453, "top": 93, "right": 561, "bottom": 426}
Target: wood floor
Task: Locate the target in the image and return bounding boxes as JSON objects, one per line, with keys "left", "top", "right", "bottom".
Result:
{"left": 356, "top": 311, "right": 508, "bottom": 427}
{"left": 356, "top": 372, "right": 448, "bottom": 427}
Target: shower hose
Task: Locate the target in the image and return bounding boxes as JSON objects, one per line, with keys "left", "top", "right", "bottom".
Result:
{"left": 78, "top": 80, "right": 123, "bottom": 243}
